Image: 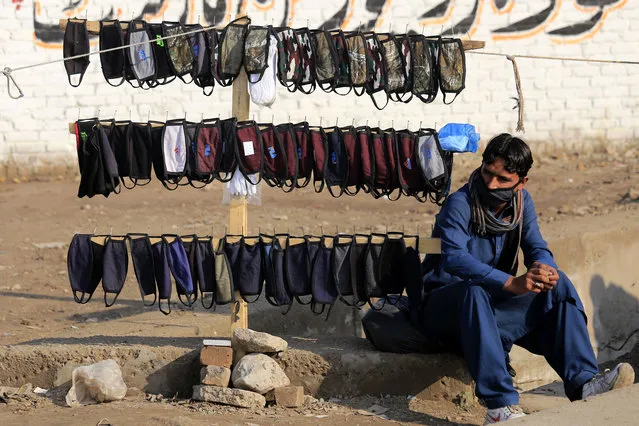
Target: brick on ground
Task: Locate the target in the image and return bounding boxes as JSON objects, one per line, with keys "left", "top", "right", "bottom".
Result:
{"left": 200, "top": 346, "right": 233, "bottom": 368}
{"left": 274, "top": 386, "right": 304, "bottom": 408}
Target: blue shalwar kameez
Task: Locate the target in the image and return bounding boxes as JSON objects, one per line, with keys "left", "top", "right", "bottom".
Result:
{"left": 410, "top": 185, "right": 599, "bottom": 408}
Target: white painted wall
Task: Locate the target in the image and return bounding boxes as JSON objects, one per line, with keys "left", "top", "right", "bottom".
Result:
{"left": 0, "top": 0, "right": 637, "bottom": 166}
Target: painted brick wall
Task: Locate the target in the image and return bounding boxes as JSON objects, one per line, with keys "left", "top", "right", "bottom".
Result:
{"left": 0, "top": 0, "right": 637, "bottom": 166}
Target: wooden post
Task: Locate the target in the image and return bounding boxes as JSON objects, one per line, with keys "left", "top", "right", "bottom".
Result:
{"left": 229, "top": 69, "right": 250, "bottom": 332}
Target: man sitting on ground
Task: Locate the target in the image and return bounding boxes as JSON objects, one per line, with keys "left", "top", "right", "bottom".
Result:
{"left": 409, "top": 134, "right": 635, "bottom": 424}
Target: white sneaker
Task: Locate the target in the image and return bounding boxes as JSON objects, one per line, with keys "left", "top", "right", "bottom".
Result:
{"left": 582, "top": 362, "right": 635, "bottom": 399}
{"left": 484, "top": 405, "right": 526, "bottom": 424}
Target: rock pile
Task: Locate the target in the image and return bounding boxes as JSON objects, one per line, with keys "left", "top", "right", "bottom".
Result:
{"left": 192, "top": 328, "right": 304, "bottom": 409}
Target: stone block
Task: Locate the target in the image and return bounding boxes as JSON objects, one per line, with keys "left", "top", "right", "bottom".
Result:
{"left": 274, "top": 386, "right": 304, "bottom": 408}
{"left": 200, "top": 366, "right": 231, "bottom": 387}
{"left": 192, "top": 385, "right": 265, "bottom": 409}
{"left": 232, "top": 328, "right": 288, "bottom": 353}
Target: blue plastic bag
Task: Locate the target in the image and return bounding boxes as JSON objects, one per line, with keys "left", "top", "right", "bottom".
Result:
{"left": 437, "top": 123, "right": 480, "bottom": 153}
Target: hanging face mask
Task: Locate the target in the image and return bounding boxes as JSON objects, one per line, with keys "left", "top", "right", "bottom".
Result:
{"left": 126, "top": 20, "right": 157, "bottom": 89}
{"left": 378, "top": 33, "right": 407, "bottom": 103}
{"left": 218, "top": 16, "right": 251, "bottom": 87}
{"left": 190, "top": 119, "right": 221, "bottom": 186}
{"left": 324, "top": 127, "right": 349, "bottom": 198}
{"left": 330, "top": 30, "right": 352, "bottom": 95}
{"left": 310, "top": 127, "right": 328, "bottom": 193}
{"left": 439, "top": 38, "right": 466, "bottom": 104}
{"left": 310, "top": 236, "right": 338, "bottom": 316}
{"left": 183, "top": 121, "right": 210, "bottom": 188}
{"left": 294, "top": 122, "right": 313, "bottom": 188}
{"left": 128, "top": 122, "right": 153, "bottom": 187}
{"left": 416, "top": 128, "right": 448, "bottom": 201}
{"left": 249, "top": 34, "right": 278, "bottom": 107}
{"left": 363, "top": 32, "right": 389, "bottom": 110}
{"left": 384, "top": 129, "right": 402, "bottom": 199}
{"left": 274, "top": 123, "right": 299, "bottom": 193}
{"left": 356, "top": 126, "right": 375, "bottom": 195}
{"left": 67, "top": 234, "right": 104, "bottom": 304}
{"left": 164, "top": 235, "right": 197, "bottom": 306}
{"left": 349, "top": 233, "right": 370, "bottom": 303}
{"left": 63, "top": 19, "right": 90, "bottom": 87}
{"left": 363, "top": 233, "right": 387, "bottom": 309}
{"left": 77, "top": 121, "right": 120, "bottom": 198}
{"left": 378, "top": 232, "right": 407, "bottom": 304}
{"left": 192, "top": 236, "right": 215, "bottom": 309}
{"left": 159, "top": 120, "right": 188, "bottom": 189}
{"left": 475, "top": 166, "right": 521, "bottom": 208}
{"left": 294, "top": 28, "right": 316, "bottom": 94}
{"left": 235, "top": 120, "right": 264, "bottom": 185}
{"left": 162, "top": 21, "right": 194, "bottom": 83}
{"left": 396, "top": 130, "right": 426, "bottom": 201}
{"left": 185, "top": 23, "right": 215, "bottom": 95}
{"left": 369, "top": 128, "right": 389, "bottom": 198}
{"left": 148, "top": 23, "right": 177, "bottom": 85}
{"left": 261, "top": 234, "right": 293, "bottom": 312}
{"left": 99, "top": 20, "right": 126, "bottom": 87}
{"left": 102, "top": 236, "right": 129, "bottom": 307}
{"left": 259, "top": 123, "right": 289, "bottom": 189}
{"left": 244, "top": 26, "right": 271, "bottom": 82}
{"left": 285, "top": 236, "right": 314, "bottom": 304}
{"left": 214, "top": 239, "right": 235, "bottom": 305}
{"left": 236, "top": 237, "right": 264, "bottom": 303}
{"left": 332, "top": 234, "right": 361, "bottom": 306}
{"left": 217, "top": 118, "right": 238, "bottom": 182}
{"left": 311, "top": 29, "right": 338, "bottom": 93}
{"left": 106, "top": 120, "right": 131, "bottom": 187}
{"left": 150, "top": 237, "right": 172, "bottom": 314}
{"left": 390, "top": 34, "right": 414, "bottom": 103}
{"left": 275, "top": 27, "right": 303, "bottom": 92}
{"left": 207, "top": 28, "right": 220, "bottom": 84}
{"left": 344, "top": 31, "right": 367, "bottom": 96}
{"left": 127, "top": 233, "right": 157, "bottom": 307}
{"left": 411, "top": 35, "right": 438, "bottom": 104}
{"left": 340, "top": 126, "right": 362, "bottom": 196}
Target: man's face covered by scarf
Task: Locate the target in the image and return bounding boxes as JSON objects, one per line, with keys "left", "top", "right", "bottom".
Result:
{"left": 477, "top": 157, "right": 526, "bottom": 209}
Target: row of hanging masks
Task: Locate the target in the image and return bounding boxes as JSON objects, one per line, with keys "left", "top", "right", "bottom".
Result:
{"left": 63, "top": 17, "right": 466, "bottom": 108}
{"left": 67, "top": 232, "right": 422, "bottom": 317}
{"left": 74, "top": 116, "right": 454, "bottom": 204}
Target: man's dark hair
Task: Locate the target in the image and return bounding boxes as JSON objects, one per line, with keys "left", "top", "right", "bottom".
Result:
{"left": 482, "top": 133, "right": 534, "bottom": 178}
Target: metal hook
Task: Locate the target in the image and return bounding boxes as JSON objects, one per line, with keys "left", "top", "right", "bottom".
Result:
{"left": 336, "top": 117, "right": 339, "bottom": 127}
{"left": 201, "top": 112, "right": 204, "bottom": 122}
{"left": 198, "top": 14, "right": 201, "bottom": 24}
{"left": 440, "top": 25, "right": 444, "bottom": 36}
{"left": 405, "top": 23, "right": 408, "bottom": 34}
{"left": 351, "top": 118, "right": 354, "bottom": 126}
{"left": 129, "top": 109, "right": 132, "bottom": 120}
{"left": 147, "top": 109, "right": 151, "bottom": 122}
{"left": 419, "top": 120, "right": 423, "bottom": 129}
{"left": 166, "top": 111, "right": 169, "bottom": 122}
{"left": 109, "top": 225, "right": 113, "bottom": 236}
{"left": 93, "top": 226, "right": 98, "bottom": 235}
{"left": 320, "top": 117, "right": 323, "bottom": 127}
{"left": 407, "top": 120, "right": 410, "bottom": 129}
{"left": 78, "top": 108, "right": 80, "bottom": 120}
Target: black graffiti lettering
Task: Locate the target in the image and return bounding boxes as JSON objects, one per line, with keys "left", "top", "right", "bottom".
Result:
{"left": 493, "top": 0, "right": 556, "bottom": 34}
{"left": 443, "top": 0, "right": 479, "bottom": 35}
{"left": 548, "top": 9, "right": 604, "bottom": 36}
{"left": 493, "top": 0, "right": 509, "bottom": 12}
{"left": 203, "top": 0, "right": 228, "bottom": 26}
{"left": 320, "top": 0, "right": 349, "bottom": 30}
{"left": 420, "top": 0, "right": 451, "bottom": 20}
{"left": 576, "top": 0, "right": 619, "bottom": 7}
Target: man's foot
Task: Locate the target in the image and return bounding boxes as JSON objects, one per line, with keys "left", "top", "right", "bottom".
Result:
{"left": 484, "top": 405, "right": 526, "bottom": 424}
{"left": 582, "top": 362, "right": 635, "bottom": 399}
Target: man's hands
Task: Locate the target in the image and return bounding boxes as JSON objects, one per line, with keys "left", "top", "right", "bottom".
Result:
{"left": 503, "top": 262, "right": 559, "bottom": 295}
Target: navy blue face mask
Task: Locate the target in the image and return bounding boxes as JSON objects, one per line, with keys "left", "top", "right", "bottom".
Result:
{"left": 261, "top": 234, "right": 293, "bottom": 313}
{"left": 151, "top": 238, "right": 172, "bottom": 315}
{"left": 128, "top": 234, "right": 157, "bottom": 307}
{"left": 164, "top": 235, "right": 197, "bottom": 307}
{"left": 102, "top": 236, "right": 129, "bottom": 307}
{"left": 67, "top": 234, "right": 105, "bottom": 304}
{"left": 285, "top": 236, "right": 314, "bottom": 304}
{"left": 332, "top": 235, "right": 361, "bottom": 306}
{"left": 194, "top": 237, "right": 216, "bottom": 309}
{"left": 310, "top": 236, "right": 339, "bottom": 318}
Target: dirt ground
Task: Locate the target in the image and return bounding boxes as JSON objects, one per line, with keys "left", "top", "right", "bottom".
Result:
{"left": 0, "top": 149, "right": 637, "bottom": 425}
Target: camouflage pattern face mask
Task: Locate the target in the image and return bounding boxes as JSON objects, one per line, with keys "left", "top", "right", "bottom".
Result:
{"left": 276, "top": 27, "right": 303, "bottom": 92}
{"left": 363, "top": 33, "right": 389, "bottom": 110}
{"left": 330, "top": 30, "right": 352, "bottom": 95}
{"left": 311, "top": 29, "right": 338, "bottom": 92}
{"left": 378, "top": 34, "right": 406, "bottom": 95}
{"left": 244, "top": 26, "right": 271, "bottom": 81}
{"left": 345, "top": 32, "right": 367, "bottom": 92}
{"left": 218, "top": 16, "right": 250, "bottom": 86}
{"left": 410, "top": 35, "right": 438, "bottom": 104}
{"left": 162, "top": 22, "right": 194, "bottom": 81}
{"left": 207, "top": 28, "right": 220, "bottom": 82}
{"left": 439, "top": 38, "right": 466, "bottom": 104}
{"left": 294, "top": 28, "right": 316, "bottom": 94}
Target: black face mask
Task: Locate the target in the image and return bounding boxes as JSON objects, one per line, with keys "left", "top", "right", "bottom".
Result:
{"left": 99, "top": 20, "right": 126, "bottom": 87}
{"left": 475, "top": 168, "right": 521, "bottom": 208}
{"left": 63, "top": 19, "right": 90, "bottom": 87}
{"left": 102, "top": 236, "right": 129, "bottom": 307}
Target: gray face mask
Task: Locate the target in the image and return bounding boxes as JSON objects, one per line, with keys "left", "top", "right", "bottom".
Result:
{"left": 475, "top": 169, "right": 521, "bottom": 208}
